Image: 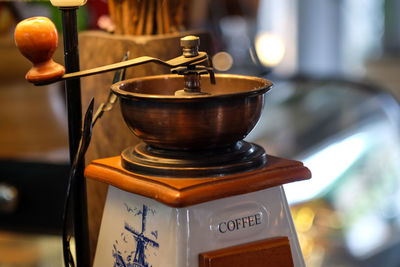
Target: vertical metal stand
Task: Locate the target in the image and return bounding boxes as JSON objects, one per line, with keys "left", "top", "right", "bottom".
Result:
{"left": 61, "top": 7, "right": 90, "bottom": 267}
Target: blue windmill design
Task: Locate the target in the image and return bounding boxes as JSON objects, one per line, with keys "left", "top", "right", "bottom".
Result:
{"left": 123, "top": 204, "right": 159, "bottom": 267}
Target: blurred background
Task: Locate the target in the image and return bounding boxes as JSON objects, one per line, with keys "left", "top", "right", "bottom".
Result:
{"left": 0, "top": 0, "right": 399, "bottom": 266}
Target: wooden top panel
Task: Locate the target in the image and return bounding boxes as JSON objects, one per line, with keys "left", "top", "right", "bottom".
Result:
{"left": 84, "top": 155, "right": 311, "bottom": 207}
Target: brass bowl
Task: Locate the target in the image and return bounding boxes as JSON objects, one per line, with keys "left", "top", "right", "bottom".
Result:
{"left": 111, "top": 74, "right": 272, "bottom": 150}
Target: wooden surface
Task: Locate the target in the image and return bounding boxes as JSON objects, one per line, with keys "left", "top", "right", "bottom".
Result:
{"left": 0, "top": 231, "right": 62, "bottom": 266}
{"left": 199, "top": 237, "right": 294, "bottom": 267}
{"left": 79, "top": 30, "right": 213, "bottom": 264}
{"left": 85, "top": 154, "right": 311, "bottom": 208}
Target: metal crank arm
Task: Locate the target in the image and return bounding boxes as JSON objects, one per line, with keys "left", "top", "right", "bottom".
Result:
{"left": 34, "top": 52, "right": 208, "bottom": 86}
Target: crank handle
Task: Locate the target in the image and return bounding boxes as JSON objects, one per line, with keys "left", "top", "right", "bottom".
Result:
{"left": 35, "top": 52, "right": 208, "bottom": 86}
{"left": 14, "top": 17, "right": 210, "bottom": 85}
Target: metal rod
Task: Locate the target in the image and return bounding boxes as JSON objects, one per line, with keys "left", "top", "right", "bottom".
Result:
{"left": 61, "top": 7, "right": 90, "bottom": 267}
{"left": 62, "top": 53, "right": 207, "bottom": 80}
{"left": 33, "top": 52, "right": 209, "bottom": 86}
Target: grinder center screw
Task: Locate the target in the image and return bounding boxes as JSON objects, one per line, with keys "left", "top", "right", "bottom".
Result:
{"left": 181, "top": 35, "right": 200, "bottom": 58}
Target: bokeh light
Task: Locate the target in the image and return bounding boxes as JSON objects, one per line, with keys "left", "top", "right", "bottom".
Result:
{"left": 255, "top": 32, "right": 285, "bottom": 67}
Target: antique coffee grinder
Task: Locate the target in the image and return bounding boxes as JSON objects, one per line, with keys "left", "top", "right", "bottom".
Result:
{"left": 15, "top": 16, "right": 311, "bottom": 267}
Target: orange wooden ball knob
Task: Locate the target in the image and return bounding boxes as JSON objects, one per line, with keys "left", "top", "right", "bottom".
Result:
{"left": 14, "top": 16, "right": 65, "bottom": 84}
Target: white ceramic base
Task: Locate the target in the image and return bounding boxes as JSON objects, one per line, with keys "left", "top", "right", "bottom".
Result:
{"left": 93, "top": 185, "right": 305, "bottom": 267}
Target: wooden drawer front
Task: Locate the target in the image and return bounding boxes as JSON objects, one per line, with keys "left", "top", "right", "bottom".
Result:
{"left": 199, "top": 236, "right": 294, "bottom": 267}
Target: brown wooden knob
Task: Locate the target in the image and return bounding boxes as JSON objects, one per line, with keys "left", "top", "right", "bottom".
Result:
{"left": 14, "top": 17, "right": 65, "bottom": 84}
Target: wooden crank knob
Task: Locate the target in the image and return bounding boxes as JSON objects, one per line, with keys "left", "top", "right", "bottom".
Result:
{"left": 14, "top": 17, "right": 65, "bottom": 84}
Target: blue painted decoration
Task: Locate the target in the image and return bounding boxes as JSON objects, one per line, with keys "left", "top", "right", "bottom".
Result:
{"left": 113, "top": 204, "right": 159, "bottom": 267}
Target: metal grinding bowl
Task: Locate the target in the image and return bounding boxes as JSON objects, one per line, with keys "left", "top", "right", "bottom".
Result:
{"left": 111, "top": 74, "right": 272, "bottom": 151}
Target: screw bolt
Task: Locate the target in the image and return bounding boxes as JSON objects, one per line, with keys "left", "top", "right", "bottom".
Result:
{"left": 180, "top": 35, "right": 200, "bottom": 57}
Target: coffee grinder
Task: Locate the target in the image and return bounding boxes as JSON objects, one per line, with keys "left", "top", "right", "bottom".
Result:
{"left": 14, "top": 16, "right": 311, "bottom": 267}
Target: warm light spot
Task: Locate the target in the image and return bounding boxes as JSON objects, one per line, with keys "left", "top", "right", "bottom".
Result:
{"left": 295, "top": 207, "right": 315, "bottom": 232}
{"left": 255, "top": 32, "right": 285, "bottom": 67}
{"left": 50, "top": 0, "right": 87, "bottom": 7}
{"left": 212, "top": 51, "right": 233, "bottom": 71}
